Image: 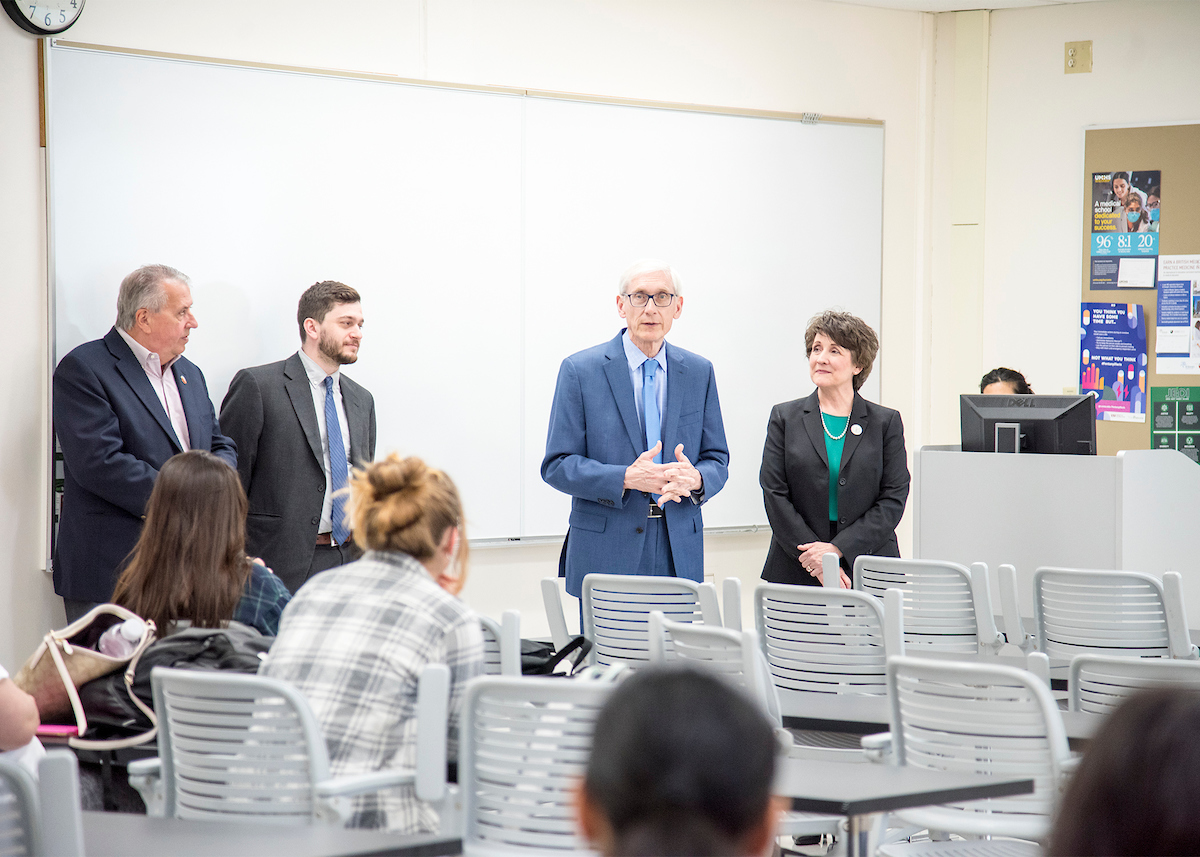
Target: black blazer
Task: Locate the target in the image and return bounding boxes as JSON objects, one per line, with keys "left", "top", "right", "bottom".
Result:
{"left": 759, "top": 390, "right": 910, "bottom": 585}
{"left": 219, "top": 353, "right": 376, "bottom": 592}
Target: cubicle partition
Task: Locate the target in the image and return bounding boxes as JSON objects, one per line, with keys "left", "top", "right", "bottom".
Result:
{"left": 913, "top": 446, "right": 1200, "bottom": 626}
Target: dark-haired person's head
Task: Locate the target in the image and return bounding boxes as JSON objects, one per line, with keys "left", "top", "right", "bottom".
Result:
{"left": 112, "top": 450, "right": 250, "bottom": 631}
{"left": 296, "top": 280, "right": 364, "bottom": 369}
{"left": 980, "top": 367, "right": 1033, "bottom": 395}
{"left": 346, "top": 453, "right": 468, "bottom": 594}
{"left": 577, "top": 666, "right": 782, "bottom": 857}
{"left": 1048, "top": 688, "right": 1200, "bottom": 856}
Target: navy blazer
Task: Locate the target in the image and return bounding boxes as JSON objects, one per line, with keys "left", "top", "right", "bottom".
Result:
{"left": 759, "top": 390, "right": 909, "bottom": 585}
{"left": 541, "top": 330, "right": 729, "bottom": 597}
{"left": 52, "top": 327, "right": 237, "bottom": 602}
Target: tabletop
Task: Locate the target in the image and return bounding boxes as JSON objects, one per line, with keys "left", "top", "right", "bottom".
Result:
{"left": 774, "top": 757, "right": 1034, "bottom": 817}
{"left": 82, "top": 811, "right": 462, "bottom": 857}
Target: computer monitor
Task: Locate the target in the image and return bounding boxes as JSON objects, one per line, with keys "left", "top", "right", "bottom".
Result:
{"left": 960, "top": 394, "right": 1097, "bottom": 454}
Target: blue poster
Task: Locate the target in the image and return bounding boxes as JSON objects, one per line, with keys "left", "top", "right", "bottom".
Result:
{"left": 1080, "top": 302, "right": 1147, "bottom": 422}
{"left": 1090, "top": 170, "right": 1160, "bottom": 289}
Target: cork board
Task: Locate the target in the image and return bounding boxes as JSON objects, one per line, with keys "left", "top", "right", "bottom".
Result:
{"left": 1082, "top": 123, "right": 1200, "bottom": 456}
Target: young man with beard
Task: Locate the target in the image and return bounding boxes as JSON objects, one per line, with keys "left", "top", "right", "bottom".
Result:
{"left": 221, "top": 281, "right": 376, "bottom": 593}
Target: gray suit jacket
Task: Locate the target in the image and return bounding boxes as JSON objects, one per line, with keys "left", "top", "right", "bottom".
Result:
{"left": 219, "top": 353, "right": 376, "bottom": 592}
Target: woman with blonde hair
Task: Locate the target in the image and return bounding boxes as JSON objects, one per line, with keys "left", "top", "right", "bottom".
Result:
{"left": 260, "top": 454, "right": 484, "bottom": 834}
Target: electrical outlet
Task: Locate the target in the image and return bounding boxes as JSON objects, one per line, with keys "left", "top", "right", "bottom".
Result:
{"left": 1065, "top": 41, "right": 1093, "bottom": 74}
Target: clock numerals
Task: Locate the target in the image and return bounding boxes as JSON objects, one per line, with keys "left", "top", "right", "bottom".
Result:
{"left": 5, "top": 0, "right": 85, "bottom": 34}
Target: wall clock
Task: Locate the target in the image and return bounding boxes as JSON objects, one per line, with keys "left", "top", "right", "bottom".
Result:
{"left": 2, "top": 0, "right": 84, "bottom": 36}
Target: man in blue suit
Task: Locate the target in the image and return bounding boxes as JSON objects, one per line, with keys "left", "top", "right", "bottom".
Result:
{"left": 53, "top": 264, "right": 237, "bottom": 621}
{"left": 542, "top": 259, "right": 729, "bottom": 603}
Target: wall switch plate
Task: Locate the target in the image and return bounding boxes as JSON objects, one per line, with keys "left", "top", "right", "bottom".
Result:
{"left": 1065, "top": 41, "right": 1093, "bottom": 74}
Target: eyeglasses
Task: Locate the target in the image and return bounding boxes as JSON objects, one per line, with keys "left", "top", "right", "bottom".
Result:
{"left": 624, "top": 292, "right": 676, "bottom": 308}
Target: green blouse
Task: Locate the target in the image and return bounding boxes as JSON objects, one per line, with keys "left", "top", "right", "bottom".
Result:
{"left": 821, "top": 413, "right": 849, "bottom": 523}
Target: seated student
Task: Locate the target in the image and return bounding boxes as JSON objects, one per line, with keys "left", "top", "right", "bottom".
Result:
{"left": 0, "top": 665, "right": 44, "bottom": 778}
{"left": 259, "top": 454, "right": 484, "bottom": 834}
{"left": 111, "top": 450, "right": 291, "bottom": 637}
{"left": 576, "top": 666, "right": 785, "bottom": 857}
{"left": 979, "top": 367, "right": 1033, "bottom": 395}
{"left": 1048, "top": 688, "right": 1200, "bottom": 856}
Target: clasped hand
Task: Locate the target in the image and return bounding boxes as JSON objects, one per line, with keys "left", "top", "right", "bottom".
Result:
{"left": 797, "top": 541, "right": 852, "bottom": 588}
{"left": 624, "top": 442, "right": 703, "bottom": 506}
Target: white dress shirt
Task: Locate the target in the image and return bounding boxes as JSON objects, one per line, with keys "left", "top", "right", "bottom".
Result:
{"left": 298, "top": 349, "right": 352, "bottom": 538}
{"left": 117, "top": 327, "right": 190, "bottom": 450}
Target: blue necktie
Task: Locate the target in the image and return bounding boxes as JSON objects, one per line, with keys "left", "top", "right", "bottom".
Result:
{"left": 643, "top": 358, "right": 661, "bottom": 463}
{"left": 324, "top": 376, "right": 351, "bottom": 546}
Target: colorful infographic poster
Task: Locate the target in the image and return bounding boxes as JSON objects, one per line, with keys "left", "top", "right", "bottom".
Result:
{"left": 1080, "top": 302, "right": 1147, "bottom": 422}
{"left": 1090, "top": 170, "right": 1160, "bottom": 289}
{"left": 1150, "top": 386, "right": 1200, "bottom": 462}
{"left": 1155, "top": 255, "right": 1200, "bottom": 375}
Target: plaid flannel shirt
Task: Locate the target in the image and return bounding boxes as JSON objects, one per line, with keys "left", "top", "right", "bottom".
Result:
{"left": 259, "top": 550, "right": 483, "bottom": 833}
{"left": 232, "top": 562, "right": 291, "bottom": 636}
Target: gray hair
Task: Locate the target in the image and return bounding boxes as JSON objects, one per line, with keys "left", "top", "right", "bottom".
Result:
{"left": 116, "top": 264, "right": 189, "bottom": 331}
{"left": 617, "top": 259, "right": 683, "bottom": 297}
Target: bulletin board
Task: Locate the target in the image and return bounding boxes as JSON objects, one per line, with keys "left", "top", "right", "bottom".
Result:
{"left": 1082, "top": 122, "right": 1200, "bottom": 456}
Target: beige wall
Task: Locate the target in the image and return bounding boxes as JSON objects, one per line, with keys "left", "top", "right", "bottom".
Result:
{"left": 6, "top": 0, "right": 1194, "bottom": 661}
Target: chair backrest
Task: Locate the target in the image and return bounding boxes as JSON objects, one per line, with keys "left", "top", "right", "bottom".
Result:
{"left": 885, "top": 656, "right": 1071, "bottom": 839}
{"left": 722, "top": 576, "right": 743, "bottom": 631}
{"left": 648, "top": 611, "right": 780, "bottom": 724}
{"left": 582, "top": 573, "right": 721, "bottom": 667}
{"left": 0, "top": 758, "right": 41, "bottom": 857}
{"left": 37, "top": 751, "right": 83, "bottom": 857}
{"left": 1034, "top": 567, "right": 1197, "bottom": 660}
{"left": 152, "top": 664, "right": 448, "bottom": 823}
{"left": 1069, "top": 654, "right": 1200, "bottom": 713}
{"left": 853, "top": 555, "right": 1003, "bottom": 654}
{"left": 460, "top": 676, "right": 614, "bottom": 855}
{"left": 754, "top": 583, "right": 903, "bottom": 715}
{"left": 479, "top": 610, "right": 522, "bottom": 676}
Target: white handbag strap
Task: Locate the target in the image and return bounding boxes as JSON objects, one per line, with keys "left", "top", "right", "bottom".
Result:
{"left": 68, "top": 620, "right": 159, "bottom": 750}
{"left": 45, "top": 632, "right": 90, "bottom": 738}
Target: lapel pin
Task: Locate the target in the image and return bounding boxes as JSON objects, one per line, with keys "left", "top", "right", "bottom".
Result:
{"left": 180, "top": 375, "right": 187, "bottom": 384}
{"left": 850, "top": 424, "right": 862, "bottom": 436}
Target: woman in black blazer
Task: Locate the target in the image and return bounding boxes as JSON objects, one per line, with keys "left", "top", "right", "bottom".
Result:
{"left": 760, "top": 311, "right": 910, "bottom": 587}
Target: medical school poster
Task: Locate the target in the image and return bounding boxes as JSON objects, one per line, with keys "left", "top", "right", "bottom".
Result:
{"left": 1155, "top": 255, "right": 1200, "bottom": 375}
{"left": 1080, "top": 302, "right": 1147, "bottom": 422}
{"left": 1150, "top": 387, "right": 1200, "bottom": 463}
{"left": 1090, "top": 170, "right": 1160, "bottom": 289}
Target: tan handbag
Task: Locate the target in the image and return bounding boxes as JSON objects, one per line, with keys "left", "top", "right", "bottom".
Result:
{"left": 12, "top": 604, "right": 156, "bottom": 746}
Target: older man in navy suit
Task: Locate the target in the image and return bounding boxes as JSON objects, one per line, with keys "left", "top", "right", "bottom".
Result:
{"left": 53, "top": 264, "right": 237, "bottom": 621}
{"left": 542, "top": 259, "right": 729, "bottom": 605}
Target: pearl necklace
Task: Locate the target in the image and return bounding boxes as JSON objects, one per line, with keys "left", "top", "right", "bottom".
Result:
{"left": 820, "top": 410, "right": 850, "bottom": 441}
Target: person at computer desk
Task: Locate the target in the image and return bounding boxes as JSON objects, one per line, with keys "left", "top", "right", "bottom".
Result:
{"left": 979, "top": 367, "right": 1033, "bottom": 395}
{"left": 759, "top": 310, "right": 910, "bottom": 589}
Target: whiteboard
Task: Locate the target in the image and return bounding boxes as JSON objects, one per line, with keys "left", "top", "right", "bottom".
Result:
{"left": 47, "top": 43, "right": 883, "bottom": 541}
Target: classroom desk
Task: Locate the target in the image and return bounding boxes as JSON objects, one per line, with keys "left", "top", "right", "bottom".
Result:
{"left": 782, "top": 694, "right": 1105, "bottom": 747}
{"left": 775, "top": 758, "right": 1033, "bottom": 857}
{"left": 82, "top": 811, "right": 462, "bottom": 857}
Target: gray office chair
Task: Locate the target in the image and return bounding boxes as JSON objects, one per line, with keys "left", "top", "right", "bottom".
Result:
{"left": 0, "top": 750, "right": 85, "bottom": 857}
{"left": 459, "top": 675, "right": 616, "bottom": 855}
{"left": 864, "top": 657, "right": 1075, "bottom": 856}
{"left": 854, "top": 556, "right": 1005, "bottom": 654}
{"left": 1000, "top": 566, "right": 1198, "bottom": 660}
{"left": 1069, "top": 653, "right": 1200, "bottom": 713}
{"left": 478, "top": 609, "right": 522, "bottom": 676}
{"left": 129, "top": 664, "right": 450, "bottom": 825}
{"left": 541, "top": 573, "right": 721, "bottom": 668}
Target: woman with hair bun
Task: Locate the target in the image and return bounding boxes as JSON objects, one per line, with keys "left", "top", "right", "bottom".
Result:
{"left": 260, "top": 454, "right": 484, "bottom": 834}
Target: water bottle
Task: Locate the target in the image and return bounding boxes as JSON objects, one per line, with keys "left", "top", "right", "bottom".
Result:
{"left": 97, "top": 617, "right": 147, "bottom": 658}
